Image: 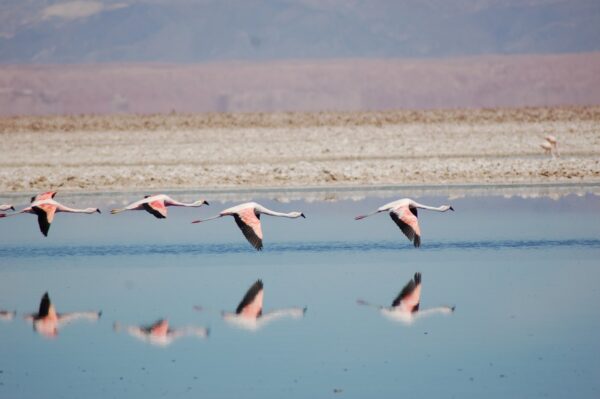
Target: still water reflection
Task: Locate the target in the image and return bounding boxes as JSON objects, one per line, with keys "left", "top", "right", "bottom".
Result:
{"left": 24, "top": 292, "right": 101, "bottom": 338}
{"left": 0, "top": 192, "right": 599, "bottom": 398}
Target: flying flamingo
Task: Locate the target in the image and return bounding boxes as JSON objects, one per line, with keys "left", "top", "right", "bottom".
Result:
{"left": 24, "top": 292, "right": 102, "bottom": 338}
{"left": 222, "top": 279, "right": 307, "bottom": 331}
{"left": 110, "top": 194, "right": 209, "bottom": 219}
{"left": 0, "top": 204, "right": 15, "bottom": 212}
{"left": 357, "top": 272, "right": 454, "bottom": 324}
{"left": 192, "top": 202, "right": 305, "bottom": 250}
{"left": 4, "top": 191, "right": 101, "bottom": 236}
{"left": 354, "top": 198, "right": 453, "bottom": 247}
{"left": 0, "top": 309, "right": 16, "bottom": 321}
{"left": 113, "top": 319, "right": 209, "bottom": 347}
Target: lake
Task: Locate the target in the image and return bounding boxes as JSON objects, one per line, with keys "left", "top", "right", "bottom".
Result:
{"left": 1, "top": 188, "right": 599, "bottom": 398}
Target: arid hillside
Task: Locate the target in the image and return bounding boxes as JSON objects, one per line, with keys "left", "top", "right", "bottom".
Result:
{"left": 1, "top": 53, "right": 600, "bottom": 116}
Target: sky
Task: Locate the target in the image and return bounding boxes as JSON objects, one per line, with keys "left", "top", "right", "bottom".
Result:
{"left": 1, "top": 0, "right": 599, "bottom": 63}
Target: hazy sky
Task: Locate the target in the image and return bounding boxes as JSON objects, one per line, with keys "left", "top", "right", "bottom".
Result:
{"left": 1, "top": 0, "right": 599, "bottom": 62}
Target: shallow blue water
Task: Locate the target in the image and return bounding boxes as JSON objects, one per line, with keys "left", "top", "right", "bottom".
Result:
{"left": 1, "top": 193, "right": 599, "bottom": 398}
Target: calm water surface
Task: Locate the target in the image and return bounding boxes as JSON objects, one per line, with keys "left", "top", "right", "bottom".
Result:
{"left": 1, "top": 193, "right": 599, "bottom": 398}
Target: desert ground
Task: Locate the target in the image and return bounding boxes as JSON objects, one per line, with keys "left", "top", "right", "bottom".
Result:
{"left": 0, "top": 106, "right": 599, "bottom": 194}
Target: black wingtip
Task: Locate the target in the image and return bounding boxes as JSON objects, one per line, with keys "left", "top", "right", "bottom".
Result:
{"left": 414, "top": 272, "right": 422, "bottom": 285}
{"left": 414, "top": 235, "right": 421, "bottom": 248}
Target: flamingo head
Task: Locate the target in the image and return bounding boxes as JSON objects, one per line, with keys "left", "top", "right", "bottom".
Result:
{"left": 442, "top": 205, "right": 454, "bottom": 212}
{"left": 289, "top": 211, "right": 305, "bottom": 218}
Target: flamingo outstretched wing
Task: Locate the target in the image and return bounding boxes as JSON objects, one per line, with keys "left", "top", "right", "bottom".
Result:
{"left": 390, "top": 205, "right": 421, "bottom": 247}
{"left": 234, "top": 208, "right": 263, "bottom": 250}
{"left": 392, "top": 272, "right": 421, "bottom": 312}
{"left": 236, "top": 280, "right": 264, "bottom": 317}
{"left": 33, "top": 204, "right": 56, "bottom": 237}
{"left": 143, "top": 200, "right": 167, "bottom": 219}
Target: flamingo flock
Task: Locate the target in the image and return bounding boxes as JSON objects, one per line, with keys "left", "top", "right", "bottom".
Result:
{"left": 2, "top": 192, "right": 453, "bottom": 250}
{"left": 1, "top": 191, "right": 457, "bottom": 341}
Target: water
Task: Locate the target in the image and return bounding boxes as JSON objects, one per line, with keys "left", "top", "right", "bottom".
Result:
{"left": 1, "top": 192, "right": 599, "bottom": 398}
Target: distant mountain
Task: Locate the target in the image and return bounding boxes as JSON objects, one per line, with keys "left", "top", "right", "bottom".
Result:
{"left": 1, "top": 53, "right": 599, "bottom": 115}
{"left": 0, "top": 0, "right": 599, "bottom": 63}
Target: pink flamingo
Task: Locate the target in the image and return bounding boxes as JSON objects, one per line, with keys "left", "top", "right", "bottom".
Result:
{"left": 355, "top": 198, "right": 453, "bottom": 247}
{"left": 0, "top": 309, "right": 16, "bottom": 321}
{"left": 222, "top": 280, "right": 307, "bottom": 331}
{"left": 113, "top": 319, "right": 209, "bottom": 347}
{"left": 357, "top": 272, "right": 454, "bottom": 324}
{"left": 192, "top": 202, "right": 305, "bottom": 250}
{"left": 0, "top": 204, "right": 15, "bottom": 212}
{"left": 24, "top": 292, "right": 101, "bottom": 338}
{"left": 4, "top": 191, "right": 100, "bottom": 236}
{"left": 541, "top": 135, "right": 559, "bottom": 158}
{"left": 111, "top": 194, "right": 209, "bottom": 219}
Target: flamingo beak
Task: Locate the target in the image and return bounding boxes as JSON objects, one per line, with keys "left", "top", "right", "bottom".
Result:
{"left": 301, "top": 213, "right": 306, "bottom": 218}
{"left": 203, "top": 200, "right": 209, "bottom": 205}
{"left": 449, "top": 206, "right": 454, "bottom": 211}
{"left": 10, "top": 206, "right": 15, "bottom": 211}
{"left": 96, "top": 209, "right": 102, "bottom": 214}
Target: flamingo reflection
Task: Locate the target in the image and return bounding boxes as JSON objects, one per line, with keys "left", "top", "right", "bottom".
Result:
{"left": 24, "top": 292, "right": 101, "bottom": 338}
{"left": 222, "top": 279, "right": 307, "bottom": 331}
{"left": 0, "top": 309, "right": 16, "bottom": 321}
{"left": 357, "top": 273, "right": 454, "bottom": 324}
{"left": 113, "top": 319, "right": 209, "bottom": 347}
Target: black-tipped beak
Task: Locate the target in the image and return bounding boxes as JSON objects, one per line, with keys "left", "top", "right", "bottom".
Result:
{"left": 96, "top": 209, "right": 102, "bottom": 214}
{"left": 301, "top": 213, "right": 306, "bottom": 218}
{"left": 10, "top": 206, "right": 15, "bottom": 211}
{"left": 450, "top": 206, "right": 454, "bottom": 211}
{"left": 203, "top": 200, "right": 209, "bottom": 206}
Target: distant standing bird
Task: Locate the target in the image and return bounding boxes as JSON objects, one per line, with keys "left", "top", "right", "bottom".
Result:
{"left": 4, "top": 191, "right": 101, "bottom": 236}
{"left": 545, "top": 135, "right": 559, "bottom": 157}
{"left": 113, "top": 318, "right": 209, "bottom": 347}
{"left": 110, "top": 194, "right": 209, "bottom": 219}
{"left": 24, "top": 292, "right": 101, "bottom": 338}
{"left": 222, "top": 280, "right": 307, "bottom": 331}
{"left": 540, "top": 141, "right": 554, "bottom": 157}
{"left": 357, "top": 272, "right": 454, "bottom": 324}
{"left": 192, "top": 202, "right": 305, "bottom": 250}
{"left": 355, "top": 198, "right": 453, "bottom": 247}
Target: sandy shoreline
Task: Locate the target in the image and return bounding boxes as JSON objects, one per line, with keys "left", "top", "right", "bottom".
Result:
{"left": 1, "top": 106, "right": 599, "bottom": 195}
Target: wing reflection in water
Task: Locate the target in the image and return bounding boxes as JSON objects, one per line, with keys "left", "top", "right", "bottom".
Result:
{"left": 357, "top": 272, "right": 455, "bottom": 325}
{"left": 113, "top": 319, "right": 209, "bottom": 347}
{"left": 222, "top": 279, "right": 307, "bottom": 331}
{"left": 24, "top": 292, "right": 101, "bottom": 338}
{"left": 0, "top": 309, "right": 16, "bottom": 321}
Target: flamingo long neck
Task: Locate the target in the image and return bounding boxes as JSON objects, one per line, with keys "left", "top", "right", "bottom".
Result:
{"left": 257, "top": 207, "right": 297, "bottom": 218}
{"left": 192, "top": 214, "right": 223, "bottom": 223}
{"left": 58, "top": 206, "right": 97, "bottom": 214}
{"left": 411, "top": 202, "right": 448, "bottom": 212}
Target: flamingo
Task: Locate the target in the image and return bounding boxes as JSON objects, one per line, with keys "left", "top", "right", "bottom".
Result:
{"left": 24, "top": 292, "right": 102, "bottom": 338}
{"left": 4, "top": 191, "right": 100, "bottom": 236}
{"left": 0, "top": 203, "right": 15, "bottom": 218}
{"left": 357, "top": 272, "right": 454, "bottom": 324}
{"left": 545, "top": 135, "right": 559, "bottom": 157}
{"left": 354, "top": 198, "right": 453, "bottom": 247}
{"left": 540, "top": 141, "right": 554, "bottom": 157}
{"left": 192, "top": 202, "right": 305, "bottom": 250}
{"left": 110, "top": 194, "right": 209, "bottom": 219}
{"left": 113, "top": 319, "right": 209, "bottom": 347}
{"left": 222, "top": 279, "right": 307, "bottom": 331}
{"left": 0, "top": 310, "right": 16, "bottom": 321}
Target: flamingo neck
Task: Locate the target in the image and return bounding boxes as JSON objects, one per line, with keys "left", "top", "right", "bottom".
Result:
{"left": 257, "top": 207, "right": 298, "bottom": 218}
{"left": 412, "top": 202, "right": 448, "bottom": 212}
